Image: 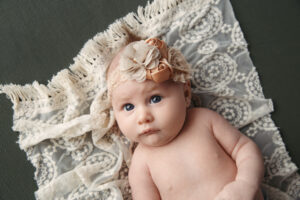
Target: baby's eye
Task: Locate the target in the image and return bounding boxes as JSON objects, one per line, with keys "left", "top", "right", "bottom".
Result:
{"left": 123, "top": 103, "right": 134, "bottom": 111}
{"left": 150, "top": 95, "right": 162, "bottom": 104}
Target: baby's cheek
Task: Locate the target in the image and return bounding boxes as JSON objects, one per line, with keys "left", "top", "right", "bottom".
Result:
{"left": 166, "top": 109, "right": 186, "bottom": 131}
{"left": 117, "top": 121, "right": 127, "bottom": 134}
{"left": 117, "top": 118, "right": 136, "bottom": 140}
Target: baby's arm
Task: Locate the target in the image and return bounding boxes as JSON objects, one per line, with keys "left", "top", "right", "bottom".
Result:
{"left": 206, "top": 109, "right": 264, "bottom": 200}
{"left": 129, "top": 146, "right": 161, "bottom": 200}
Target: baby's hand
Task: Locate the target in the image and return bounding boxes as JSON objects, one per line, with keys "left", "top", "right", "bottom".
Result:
{"left": 214, "top": 180, "right": 260, "bottom": 200}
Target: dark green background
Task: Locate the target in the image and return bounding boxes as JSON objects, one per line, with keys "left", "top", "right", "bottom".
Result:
{"left": 0, "top": 0, "right": 299, "bottom": 199}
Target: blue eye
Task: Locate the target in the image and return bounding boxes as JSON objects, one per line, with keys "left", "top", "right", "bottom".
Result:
{"left": 150, "top": 95, "right": 162, "bottom": 104}
{"left": 123, "top": 103, "right": 134, "bottom": 111}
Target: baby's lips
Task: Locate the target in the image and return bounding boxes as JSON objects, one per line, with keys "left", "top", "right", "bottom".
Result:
{"left": 140, "top": 128, "right": 159, "bottom": 136}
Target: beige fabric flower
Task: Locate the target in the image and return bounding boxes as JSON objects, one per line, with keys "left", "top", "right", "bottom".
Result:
{"left": 146, "top": 38, "right": 168, "bottom": 59}
{"left": 119, "top": 41, "right": 161, "bottom": 82}
{"left": 109, "top": 38, "right": 191, "bottom": 88}
{"left": 146, "top": 58, "right": 173, "bottom": 83}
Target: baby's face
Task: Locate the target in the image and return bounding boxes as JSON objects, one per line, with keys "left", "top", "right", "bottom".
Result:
{"left": 111, "top": 79, "right": 190, "bottom": 147}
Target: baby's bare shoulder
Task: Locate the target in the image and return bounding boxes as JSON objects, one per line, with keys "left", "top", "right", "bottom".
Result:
{"left": 129, "top": 145, "right": 149, "bottom": 175}
{"left": 183, "top": 108, "right": 221, "bottom": 133}
{"left": 187, "top": 107, "right": 220, "bottom": 121}
{"left": 131, "top": 145, "right": 147, "bottom": 163}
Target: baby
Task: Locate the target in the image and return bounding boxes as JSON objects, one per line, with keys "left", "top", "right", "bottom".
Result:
{"left": 106, "top": 38, "right": 264, "bottom": 200}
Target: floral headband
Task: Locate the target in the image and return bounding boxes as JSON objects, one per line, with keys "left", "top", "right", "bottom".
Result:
{"left": 107, "top": 38, "right": 191, "bottom": 96}
{"left": 145, "top": 38, "right": 173, "bottom": 83}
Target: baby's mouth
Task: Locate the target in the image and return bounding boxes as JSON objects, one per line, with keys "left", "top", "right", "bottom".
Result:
{"left": 140, "top": 128, "right": 159, "bottom": 136}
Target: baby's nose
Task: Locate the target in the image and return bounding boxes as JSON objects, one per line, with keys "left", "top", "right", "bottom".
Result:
{"left": 138, "top": 108, "right": 154, "bottom": 125}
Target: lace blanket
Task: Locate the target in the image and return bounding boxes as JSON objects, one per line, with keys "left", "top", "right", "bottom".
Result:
{"left": 0, "top": 0, "right": 299, "bottom": 199}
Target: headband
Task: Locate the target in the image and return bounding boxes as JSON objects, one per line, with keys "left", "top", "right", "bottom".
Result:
{"left": 107, "top": 38, "right": 191, "bottom": 97}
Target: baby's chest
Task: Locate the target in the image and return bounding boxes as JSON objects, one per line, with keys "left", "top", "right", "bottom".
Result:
{"left": 149, "top": 136, "right": 229, "bottom": 181}
{"left": 148, "top": 132, "right": 236, "bottom": 193}
{"left": 149, "top": 142, "right": 224, "bottom": 177}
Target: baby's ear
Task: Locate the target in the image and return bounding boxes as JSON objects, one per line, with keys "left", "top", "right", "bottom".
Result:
{"left": 184, "top": 81, "right": 191, "bottom": 108}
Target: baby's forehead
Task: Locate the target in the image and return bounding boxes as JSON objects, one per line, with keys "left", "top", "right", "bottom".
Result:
{"left": 112, "top": 79, "right": 180, "bottom": 99}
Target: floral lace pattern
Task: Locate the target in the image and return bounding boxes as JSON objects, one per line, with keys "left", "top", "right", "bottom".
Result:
{"left": 192, "top": 53, "right": 237, "bottom": 91}
{"left": 0, "top": 0, "right": 299, "bottom": 199}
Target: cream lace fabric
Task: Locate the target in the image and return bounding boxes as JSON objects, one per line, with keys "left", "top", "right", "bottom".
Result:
{"left": 0, "top": 0, "right": 299, "bottom": 199}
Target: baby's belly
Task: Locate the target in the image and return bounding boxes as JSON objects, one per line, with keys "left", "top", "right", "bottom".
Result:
{"left": 148, "top": 138, "right": 237, "bottom": 199}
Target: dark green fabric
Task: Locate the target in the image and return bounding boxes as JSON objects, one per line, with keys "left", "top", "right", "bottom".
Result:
{"left": 0, "top": 0, "right": 299, "bottom": 199}
{"left": 230, "top": 0, "right": 300, "bottom": 168}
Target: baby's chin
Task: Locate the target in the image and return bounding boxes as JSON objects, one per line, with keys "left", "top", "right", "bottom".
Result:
{"left": 137, "top": 133, "right": 177, "bottom": 148}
